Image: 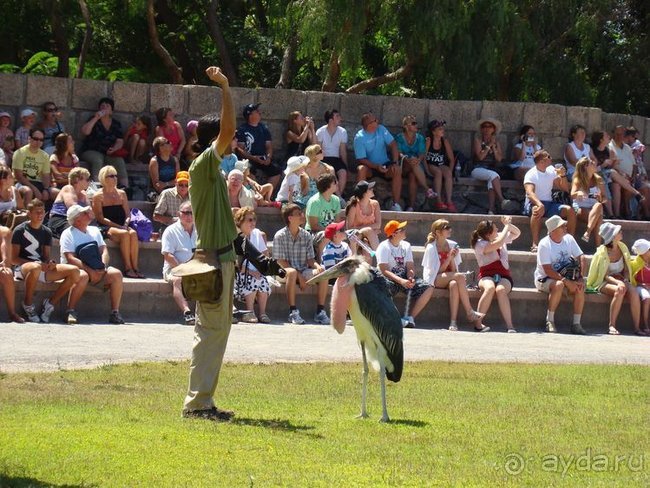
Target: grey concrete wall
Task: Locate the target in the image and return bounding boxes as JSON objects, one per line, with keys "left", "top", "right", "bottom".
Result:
{"left": 1, "top": 73, "right": 649, "bottom": 162}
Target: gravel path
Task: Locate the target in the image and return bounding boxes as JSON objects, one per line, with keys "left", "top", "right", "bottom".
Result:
{"left": 1, "top": 322, "right": 648, "bottom": 373}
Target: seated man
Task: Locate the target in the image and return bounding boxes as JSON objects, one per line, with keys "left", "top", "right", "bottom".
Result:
{"left": 153, "top": 170, "right": 190, "bottom": 228}
{"left": 272, "top": 203, "right": 329, "bottom": 325}
{"left": 60, "top": 204, "right": 125, "bottom": 324}
{"left": 354, "top": 112, "right": 403, "bottom": 211}
{"left": 534, "top": 215, "right": 587, "bottom": 334}
{"left": 305, "top": 173, "right": 343, "bottom": 258}
{"left": 235, "top": 103, "right": 282, "bottom": 191}
{"left": 0, "top": 226, "right": 23, "bottom": 323}
{"left": 11, "top": 199, "right": 84, "bottom": 324}
{"left": 161, "top": 201, "right": 197, "bottom": 325}
{"left": 524, "top": 150, "right": 576, "bottom": 252}
{"left": 12, "top": 128, "right": 57, "bottom": 204}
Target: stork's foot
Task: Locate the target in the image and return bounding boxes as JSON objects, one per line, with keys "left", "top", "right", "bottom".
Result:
{"left": 379, "top": 415, "right": 391, "bottom": 423}
{"left": 356, "top": 412, "right": 369, "bottom": 419}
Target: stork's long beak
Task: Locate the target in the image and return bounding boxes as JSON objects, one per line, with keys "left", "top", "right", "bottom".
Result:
{"left": 306, "top": 263, "right": 346, "bottom": 285}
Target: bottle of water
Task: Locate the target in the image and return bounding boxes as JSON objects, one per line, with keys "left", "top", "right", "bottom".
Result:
{"left": 572, "top": 200, "right": 580, "bottom": 214}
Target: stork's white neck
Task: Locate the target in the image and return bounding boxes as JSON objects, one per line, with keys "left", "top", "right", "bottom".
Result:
{"left": 349, "top": 261, "right": 373, "bottom": 286}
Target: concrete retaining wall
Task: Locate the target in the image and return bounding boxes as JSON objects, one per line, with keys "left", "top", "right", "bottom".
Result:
{"left": 1, "top": 73, "right": 649, "bottom": 162}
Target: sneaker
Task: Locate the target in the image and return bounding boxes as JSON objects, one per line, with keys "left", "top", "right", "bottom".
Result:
{"left": 66, "top": 310, "right": 78, "bottom": 325}
{"left": 289, "top": 309, "right": 305, "bottom": 325}
{"left": 182, "top": 406, "right": 234, "bottom": 422}
{"left": 314, "top": 309, "right": 330, "bottom": 325}
{"left": 108, "top": 311, "right": 125, "bottom": 324}
{"left": 183, "top": 311, "right": 195, "bottom": 326}
{"left": 40, "top": 298, "right": 55, "bottom": 323}
{"left": 390, "top": 203, "right": 403, "bottom": 212}
{"left": 545, "top": 321, "right": 557, "bottom": 333}
{"left": 571, "top": 324, "right": 587, "bottom": 335}
{"left": 448, "top": 324, "right": 459, "bottom": 331}
{"left": 22, "top": 302, "right": 41, "bottom": 323}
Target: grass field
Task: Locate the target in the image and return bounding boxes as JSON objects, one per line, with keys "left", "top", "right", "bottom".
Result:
{"left": 0, "top": 361, "right": 648, "bottom": 487}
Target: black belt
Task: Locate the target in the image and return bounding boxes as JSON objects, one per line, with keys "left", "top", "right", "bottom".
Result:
{"left": 215, "top": 243, "right": 233, "bottom": 256}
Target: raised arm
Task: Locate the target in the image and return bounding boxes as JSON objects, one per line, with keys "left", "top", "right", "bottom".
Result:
{"left": 206, "top": 67, "right": 235, "bottom": 157}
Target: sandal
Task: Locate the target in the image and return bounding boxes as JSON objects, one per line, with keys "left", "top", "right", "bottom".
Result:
{"left": 467, "top": 310, "right": 485, "bottom": 323}
{"left": 507, "top": 327, "right": 517, "bottom": 333}
{"left": 448, "top": 324, "right": 458, "bottom": 331}
{"left": 241, "top": 312, "right": 258, "bottom": 323}
{"left": 125, "top": 269, "right": 139, "bottom": 279}
{"left": 474, "top": 325, "right": 491, "bottom": 332}
{"left": 530, "top": 244, "right": 538, "bottom": 253}
{"left": 608, "top": 326, "right": 620, "bottom": 335}
{"left": 134, "top": 270, "right": 145, "bottom": 279}
{"left": 258, "top": 313, "right": 271, "bottom": 324}
{"left": 634, "top": 329, "right": 647, "bottom": 336}
{"left": 581, "top": 231, "right": 590, "bottom": 243}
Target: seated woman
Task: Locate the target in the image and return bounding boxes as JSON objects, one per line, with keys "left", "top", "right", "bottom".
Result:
{"left": 564, "top": 124, "right": 595, "bottom": 178}
{"left": 47, "top": 167, "right": 91, "bottom": 238}
{"left": 285, "top": 111, "right": 315, "bottom": 160}
{"left": 50, "top": 133, "right": 79, "bottom": 188}
{"left": 124, "top": 115, "right": 151, "bottom": 165}
{"left": 471, "top": 216, "right": 521, "bottom": 332}
{"left": 303, "top": 144, "right": 334, "bottom": 202}
{"left": 571, "top": 157, "right": 605, "bottom": 244}
{"left": 80, "top": 97, "right": 129, "bottom": 188}
{"left": 237, "top": 160, "right": 275, "bottom": 206}
{"left": 586, "top": 222, "right": 642, "bottom": 335}
{"left": 0, "top": 225, "right": 23, "bottom": 322}
{"left": 91, "top": 165, "right": 143, "bottom": 279}
{"left": 234, "top": 206, "right": 272, "bottom": 323}
{"left": 471, "top": 118, "right": 509, "bottom": 215}
{"left": 424, "top": 119, "right": 457, "bottom": 212}
{"left": 510, "top": 125, "right": 542, "bottom": 181}
{"left": 0, "top": 166, "right": 24, "bottom": 219}
{"left": 149, "top": 136, "right": 180, "bottom": 195}
{"left": 345, "top": 179, "right": 382, "bottom": 252}
{"left": 395, "top": 115, "right": 436, "bottom": 212}
{"left": 422, "top": 219, "right": 486, "bottom": 331}
{"left": 154, "top": 107, "right": 185, "bottom": 161}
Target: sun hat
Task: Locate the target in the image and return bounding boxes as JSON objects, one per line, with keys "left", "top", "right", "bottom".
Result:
{"left": 284, "top": 155, "right": 309, "bottom": 175}
{"left": 545, "top": 215, "right": 567, "bottom": 233}
{"left": 599, "top": 222, "right": 622, "bottom": 246}
{"left": 235, "top": 159, "right": 251, "bottom": 173}
{"left": 66, "top": 205, "right": 93, "bottom": 225}
{"left": 243, "top": 103, "right": 261, "bottom": 119}
{"left": 324, "top": 221, "right": 346, "bottom": 240}
{"left": 353, "top": 180, "right": 375, "bottom": 198}
{"left": 171, "top": 249, "right": 219, "bottom": 277}
{"left": 20, "top": 108, "right": 36, "bottom": 118}
{"left": 632, "top": 239, "right": 650, "bottom": 255}
{"left": 176, "top": 171, "right": 189, "bottom": 183}
{"left": 477, "top": 117, "right": 502, "bottom": 134}
{"left": 384, "top": 220, "right": 407, "bottom": 237}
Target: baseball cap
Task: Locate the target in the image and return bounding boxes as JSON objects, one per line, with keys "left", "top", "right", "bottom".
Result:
{"left": 324, "top": 221, "right": 346, "bottom": 240}
{"left": 0, "top": 111, "right": 11, "bottom": 120}
{"left": 384, "top": 220, "right": 407, "bottom": 237}
{"left": 21, "top": 108, "right": 36, "bottom": 118}
{"left": 67, "top": 205, "right": 93, "bottom": 224}
{"left": 243, "top": 103, "right": 261, "bottom": 119}
{"left": 176, "top": 171, "right": 190, "bottom": 183}
{"left": 545, "top": 215, "right": 567, "bottom": 233}
{"left": 353, "top": 180, "right": 375, "bottom": 198}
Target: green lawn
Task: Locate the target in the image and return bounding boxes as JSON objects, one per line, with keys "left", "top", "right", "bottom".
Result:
{"left": 0, "top": 361, "right": 648, "bottom": 487}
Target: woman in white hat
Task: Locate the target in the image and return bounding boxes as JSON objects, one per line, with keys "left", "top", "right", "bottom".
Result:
{"left": 586, "top": 222, "right": 642, "bottom": 335}
{"left": 631, "top": 239, "right": 650, "bottom": 335}
{"left": 275, "top": 156, "right": 309, "bottom": 207}
{"left": 472, "top": 118, "right": 509, "bottom": 214}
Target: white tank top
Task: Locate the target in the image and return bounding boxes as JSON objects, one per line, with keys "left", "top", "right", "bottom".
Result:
{"left": 0, "top": 186, "right": 17, "bottom": 214}
{"left": 564, "top": 141, "right": 592, "bottom": 171}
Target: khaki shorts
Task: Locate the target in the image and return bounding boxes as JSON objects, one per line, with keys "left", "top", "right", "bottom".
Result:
{"left": 535, "top": 277, "right": 556, "bottom": 293}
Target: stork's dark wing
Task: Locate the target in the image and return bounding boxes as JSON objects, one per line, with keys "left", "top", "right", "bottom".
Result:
{"left": 355, "top": 271, "right": 403, "bottom": 382}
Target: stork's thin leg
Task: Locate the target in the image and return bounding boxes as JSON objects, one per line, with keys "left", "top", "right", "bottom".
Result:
{"left": 356, "top": 342, "right": 369, "bottom": 419}
{"left": 379, "top": 363, "right": 390, "bottom": 423}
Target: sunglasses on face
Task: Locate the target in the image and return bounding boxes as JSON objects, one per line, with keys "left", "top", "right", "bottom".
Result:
{"left": 177, "top": 183, "right": 188, "bottom": 188}
{"left": 45, "top": 107, "right": 57, "bottom": 113}
{"left": 408, "top": 121, "right": 418, "bottom": 126}
{"left": 246, "top": 217, "right": 257, "bottom": 222}
{"left": 180, "top": 210, "right": 193, "bottom": 215}
{"left": 316, "top": 150, "right": 323, "bottom": 154}
{"left": 30, "top": 137, "right": 44, "bottom": 142}
{"left": 106, "top": 174, "right": 118, "bottom": 179}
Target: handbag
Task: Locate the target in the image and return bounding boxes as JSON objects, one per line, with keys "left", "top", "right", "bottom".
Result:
{"left": 0, "top": 210, "right": 29, "bottom": 230}
{"left": 75, "top": 241, "right": 106, "bottom": 270}
{"left": 128, "top": 208, "right": 153, "bottom": 241}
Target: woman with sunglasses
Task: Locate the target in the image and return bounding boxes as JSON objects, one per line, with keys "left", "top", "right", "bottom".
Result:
{"left": 571, "top": 157, "right": 605, "bottom": 244}
{"left": 149, "top": 136, "right": 180, "bottom": 195}
{"left": 233, "top": 206, "right": 272, "bottom": 323}
{"left": 37, "top": 101, "right": 65, "bottom": 155}
{"left": 303, "top": 143, "right": 334, "bottom": 201}
{"left": 470, "top": 216, "right": 521, "bottom": 332}
{"left": 47, "top": 167, "right": 90, "bottom": 238}
{"left": 422, "top": 219, "right": 487, "bottom": 331}
{"left": 92, "top": 165, "right": 143, "bottom": 279}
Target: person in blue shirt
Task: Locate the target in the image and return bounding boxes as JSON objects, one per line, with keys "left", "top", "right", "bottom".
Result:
{"left": 354, "top": 113, "right": 403, "bottom": 211}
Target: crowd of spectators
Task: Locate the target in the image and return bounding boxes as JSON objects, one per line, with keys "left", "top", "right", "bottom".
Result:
{"left": 0, "top": 94, "right": 649, "bottom": 333}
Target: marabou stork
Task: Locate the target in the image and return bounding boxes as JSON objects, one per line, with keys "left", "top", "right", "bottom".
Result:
{"left": 307, "top": 256, "right": 403, "bottom": 422}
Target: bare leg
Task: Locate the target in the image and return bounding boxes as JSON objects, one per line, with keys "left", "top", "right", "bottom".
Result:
{"left": 106, "top": 267, "right": 123, "bottom": 310}
{"left": 285, "top": 268, "right": 297, "bottom": 307}
{"left": 477, "top": 279, "right": 496, "bottom": 318}
{"left": 495, "top": 282, "right": 514, "bottom": 330}
{"left": 337, "top": 169, "right": 347, "bottom": 197}
{"left": 626, "top": 283, "right": 641, "bottom": 332}
{"left": 171, "top": 276, "right": 191, "bottom": 313}
{"left": 67, "top": 270, "right": 89, "bottom": 310}
{"left": 547, "top": 280, "right": 564, "bottom": 313}
{"left": 441, "top": 166, "right": 453, "bottom": 204}
{"left": 410, "top": 287, "right": 433, "bottom": 318}
{"left": 491, "top": 177, "right": 505, "bottom": 202}
{"left": 448, "top": 280, "right": 459, "bottom": 322}
{"left": 600, "top": 282, "right": 625, "bottom": 330}
{"left": 487, "top": 188, "right": 496, "bottom": 213}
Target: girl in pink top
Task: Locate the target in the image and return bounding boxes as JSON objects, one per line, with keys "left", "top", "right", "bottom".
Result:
{"left": 155, "top": 107, "right": 185, "bottom": 160}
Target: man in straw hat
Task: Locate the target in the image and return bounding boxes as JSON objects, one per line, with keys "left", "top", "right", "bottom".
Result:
{"left": 533, "top": 215, "right": 587, "bottom": 334}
